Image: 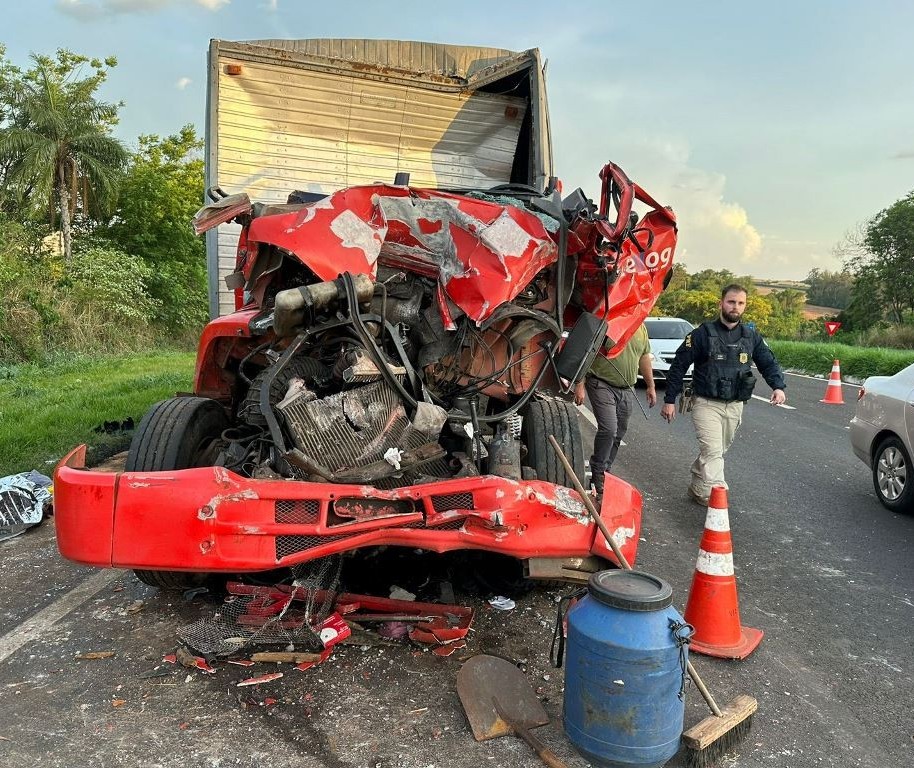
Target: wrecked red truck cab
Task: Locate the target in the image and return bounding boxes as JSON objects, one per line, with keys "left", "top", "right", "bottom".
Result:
{"left": 54, "top": 162, "right": 676, "bottom": 588}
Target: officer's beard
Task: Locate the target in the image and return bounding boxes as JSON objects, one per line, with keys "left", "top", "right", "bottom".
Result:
{"left": 721, "top": 309, "right": 743, "bottom": 324}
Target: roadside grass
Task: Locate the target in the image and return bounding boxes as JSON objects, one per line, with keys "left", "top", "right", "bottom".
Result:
{"left": 768, "top": 340, "right": 914, "bottom": 380}
{"left": 0, "top": 350, "right": 195, "bottom": 477}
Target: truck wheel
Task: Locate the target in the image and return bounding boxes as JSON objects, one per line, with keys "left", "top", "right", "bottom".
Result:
{"left": 133, "top": 569, "right": 210, "bottom": 590}
{"left": 872, "top": 435, "right": 914, "bottom": 514}
{"left": 521, "top": 399, "right": 585, "bottom": 487}
{"left": 126, "top": 397, "right": 229, "bottom": 590}
{"left": 126, "top": 397, "right": 229, "bottom": 472}
{"left": 240, "top": 356, "right": 329, "bottom": 426}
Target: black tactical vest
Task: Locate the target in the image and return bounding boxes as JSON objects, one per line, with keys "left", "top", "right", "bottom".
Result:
{"left": 693, "top": 322, "right": 757, "bottom": 401}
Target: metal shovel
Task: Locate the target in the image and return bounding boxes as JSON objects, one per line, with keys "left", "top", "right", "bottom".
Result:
{"left": 456, "top": 654, "right": 568, "bottom": 768}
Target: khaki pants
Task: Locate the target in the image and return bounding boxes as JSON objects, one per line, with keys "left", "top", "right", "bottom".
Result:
{"left": 689, "top": 396, "right": 744, "bottom": 499}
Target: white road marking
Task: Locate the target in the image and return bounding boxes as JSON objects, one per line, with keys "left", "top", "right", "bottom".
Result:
{"left": 0, "top": 568, "right": 122, "bottom": 663}
{"left": 785, "top": 370, "right": 862, "bottom": 388}
{"left": 576, "top": 403, "right": 597, "bottom": 429}
{"left": 751, "top": 394, "right": 796, "bottom": 409}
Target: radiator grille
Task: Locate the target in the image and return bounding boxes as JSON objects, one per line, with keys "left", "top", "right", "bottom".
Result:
{"left": 276, "top": 534, "right": 351, "bottom": 561}
{"left": 278, "top": 380, "right": 428, "bottom": 470}
{"left": 431, "top": 492, "right": 475, "bottom": 512}
{"left": 430, "top": 518, "right": 467, "bottom": 531}
{"left": 275, "top": 500, "right": 320, "bottom": 524}
{"left": 277, "top": 379, "right": 446, "bottom": 488}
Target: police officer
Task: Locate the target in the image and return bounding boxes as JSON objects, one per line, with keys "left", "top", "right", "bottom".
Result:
{"left": 660, "top": 284, "right": 786, "bottom": 505}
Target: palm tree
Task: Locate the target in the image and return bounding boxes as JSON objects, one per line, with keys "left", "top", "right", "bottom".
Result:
{"left": 0, "top": 53, "right": 127, "bottom": 262}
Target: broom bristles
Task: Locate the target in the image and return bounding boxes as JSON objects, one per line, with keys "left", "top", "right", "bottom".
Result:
{"left": 683, "top": 694, "right": 757, "bottom": 767}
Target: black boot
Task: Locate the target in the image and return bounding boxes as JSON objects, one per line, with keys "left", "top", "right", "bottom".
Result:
{"left": 591, "top": 472, "right": 604, "bottom": 505}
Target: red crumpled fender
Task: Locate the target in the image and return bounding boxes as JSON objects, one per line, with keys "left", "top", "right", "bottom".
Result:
{"left": 246, "top": 185, "right": 558, "bottom": 325}
{"left": 572, "top": 163, "right": 678, "bottom": 355}
{"left": 52, "top": 445, "right": 642, "bottom": 572}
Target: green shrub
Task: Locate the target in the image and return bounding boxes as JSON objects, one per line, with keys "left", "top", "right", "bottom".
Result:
{"left": 856, "top": 324, "right": 914, "bottom": 350}
{"left": 768, "top": 340, "right": 914, "bottom": 379}
{"left": 44, "top": 296, "right": 160, "bottom": 357}
{"left": 66, "top": 243, "right": 161, "bottom": 324}
{"left": 0, "top": 234, "right": 60, "bottom": 362}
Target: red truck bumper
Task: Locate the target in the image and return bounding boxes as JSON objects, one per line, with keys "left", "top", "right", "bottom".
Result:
{"left": 54, "top": 445, "right": 641, "bottom": 572}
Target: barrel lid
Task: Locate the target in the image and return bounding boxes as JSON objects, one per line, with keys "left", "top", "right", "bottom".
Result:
{"left": 587, "top": 570, "right": 673, "bottom": 612}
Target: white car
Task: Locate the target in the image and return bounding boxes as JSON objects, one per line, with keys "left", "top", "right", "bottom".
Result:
{"left": 850, "top": 362, "right": 914, "bottom": 513}
{"left": 643, "top": 316, "right": 694, "bottom": 381}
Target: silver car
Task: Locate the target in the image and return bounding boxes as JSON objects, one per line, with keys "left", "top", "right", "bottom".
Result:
{"left": 850, "top": 362, "right": 914, "bottom": 513}
{"left": 643, "top": 317, "right": 694, "bottom": 381}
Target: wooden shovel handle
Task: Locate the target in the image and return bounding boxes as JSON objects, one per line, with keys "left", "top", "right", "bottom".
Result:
{"left": 515, "top": 725, "right": 569, "bottom": 768}
{"left": 492, "top": 697, "right": 568, "bottom": 768}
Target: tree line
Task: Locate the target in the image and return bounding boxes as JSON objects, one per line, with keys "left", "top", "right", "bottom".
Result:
{"left": 0, "top": 47, "right": 206, "bottom": 363}
{"left": 653, "top": 266, "right": 813, "bottom": 339}
{"left": 2, "top": 45, "right": 913, "bottom": 363}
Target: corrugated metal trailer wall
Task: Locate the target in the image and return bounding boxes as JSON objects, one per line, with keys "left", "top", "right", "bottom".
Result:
{"left": 205, "top": 39, "right": 552, "bottom": 318}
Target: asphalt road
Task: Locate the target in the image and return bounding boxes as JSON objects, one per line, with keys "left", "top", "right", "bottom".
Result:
{"left": 604, "top": 371, "right": 914, "bottom": 768}
{"left": 0, "top": 371, "right": 911, "bottom": 767}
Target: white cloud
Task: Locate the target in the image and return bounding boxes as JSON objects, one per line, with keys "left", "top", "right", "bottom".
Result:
{"left": 176, "top": 77, "right": 192, "bottom": 90}
{"left": 262, "top": 0, "right": 278, "bottom": 9}
{"left": 55, "top": 0, "right": 103, "bottom": 20}
{"left": 609, "top": 139, "right": 764, "bottom": 275}
{"left": 552, "top": 75, "right": 841, "bottom": 281}
{"left": 57, "top": 0, "right": 228, "bottom": 19}
{"left": 616, "top": 140, "right": 845, "bottom": 280}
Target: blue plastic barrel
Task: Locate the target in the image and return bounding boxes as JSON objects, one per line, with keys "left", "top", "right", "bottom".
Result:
{"left": 564, "top": 570, "right": 689, "bottom": 768}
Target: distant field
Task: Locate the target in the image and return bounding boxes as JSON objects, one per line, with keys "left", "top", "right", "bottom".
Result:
{"left": 755, "top": 284, "right": 840, "bottom": 320}
{"left": 803, "top": 304, "right": 841, "bottom": 319}
{"left": 755, "top": 281, "right": 809, "bottom": 292}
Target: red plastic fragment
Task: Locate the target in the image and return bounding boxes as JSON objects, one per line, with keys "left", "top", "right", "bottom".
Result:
{"left": 237, "top": 672, "right": 283, "bottom": 687}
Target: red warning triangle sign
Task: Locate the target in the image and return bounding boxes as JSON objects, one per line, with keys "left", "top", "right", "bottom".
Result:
{"left": 825, "top": 321, "right": 842, "bottom": 336}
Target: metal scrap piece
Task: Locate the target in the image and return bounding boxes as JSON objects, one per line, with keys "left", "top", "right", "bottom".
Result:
{"left": 0, "top": 471, "right": 51, "bottom": 541}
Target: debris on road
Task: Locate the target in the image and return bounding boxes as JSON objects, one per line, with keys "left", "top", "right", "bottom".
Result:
{"left": 75, "top": 651, "right": 115, "bottom": 660}
{"left": 173, "top": 645, "right": 216, "bottom": 674}
{"left": 389, "top": 586, "right": 417, "bottom": 602}
{"left": 250, "top": 652, "right": 323, "bottom": 664}
{"left": 237, "top": 672, "right": 283, "bottom": 687}
{"left": 0, "top": 470, "right": 51, "bottom": 541}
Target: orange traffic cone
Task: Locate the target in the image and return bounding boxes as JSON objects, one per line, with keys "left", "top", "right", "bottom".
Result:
{"left": 683, "top": 486, "right": 763, "bottom": 659}
{"left": 820, "top": 359, "right": 844, "bottom": 404}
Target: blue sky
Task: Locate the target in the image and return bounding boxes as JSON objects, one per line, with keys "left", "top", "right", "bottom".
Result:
{"left": 5, "top": 0, "right": 914, "bottom": 280}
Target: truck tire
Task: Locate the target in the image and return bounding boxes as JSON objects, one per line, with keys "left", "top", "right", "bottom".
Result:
{"left": 126, "top": 397, "right": 229, "bottom": 590}
{"left": 134, "top": 569, "right": 210, "bottom": 591}
{"left": 126, "top": 397, "right": 229, "bottom": 472}
{"left": 521, "top": 399, "right": 586, "bottom": 488}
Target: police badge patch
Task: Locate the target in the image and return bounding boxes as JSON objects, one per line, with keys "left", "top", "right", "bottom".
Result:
{"left": 739, "top": 352, "right": 749, "bottom": 364}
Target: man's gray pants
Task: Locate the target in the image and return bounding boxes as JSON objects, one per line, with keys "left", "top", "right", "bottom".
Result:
{"left": 585, "top": 375, "right": 633, "bottom": 491}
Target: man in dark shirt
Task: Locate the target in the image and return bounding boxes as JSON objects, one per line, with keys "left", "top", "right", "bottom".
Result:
{"left": 660, "top": 284, "right": 786, "bottom": 505}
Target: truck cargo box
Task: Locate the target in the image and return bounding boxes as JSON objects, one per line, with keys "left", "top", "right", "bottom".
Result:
{"left": 205, "top": 38, "right": 553, "bottom": 317}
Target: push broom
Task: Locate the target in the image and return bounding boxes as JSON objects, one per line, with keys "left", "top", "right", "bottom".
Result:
{"left": 548, "top": 435, "right": 756, "bottom": 768}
